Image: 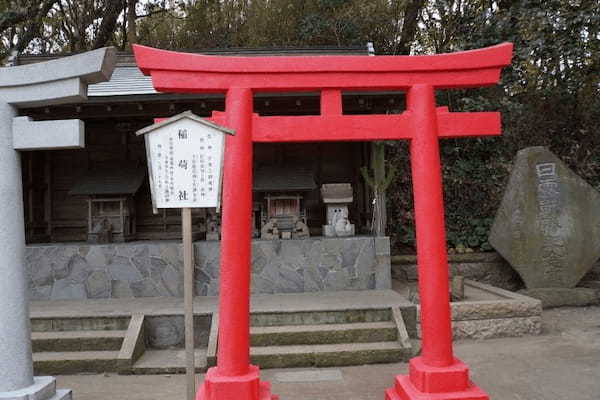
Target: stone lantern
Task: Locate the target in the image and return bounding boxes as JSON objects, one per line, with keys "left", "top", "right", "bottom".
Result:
{"left": 321, "top": 183, "right": 355, "bottom": 237}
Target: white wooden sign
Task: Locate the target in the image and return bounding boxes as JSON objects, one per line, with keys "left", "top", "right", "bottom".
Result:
{"left": 137, "top": 111, "right": 234, "bottom": 211}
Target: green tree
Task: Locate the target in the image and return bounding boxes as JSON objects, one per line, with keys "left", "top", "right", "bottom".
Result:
{"left": 388, "top": 0, "right": 600, "bottom": 253}
{"left": 135, "top": 0, "right": 424, "bottom": 53}
{"left": 0, "top": 0, "right": 58, "bottom": 58}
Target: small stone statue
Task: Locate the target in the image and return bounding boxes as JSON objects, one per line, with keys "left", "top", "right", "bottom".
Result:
{"left": 292, "top": 217, "right": 310, "bottom": 239}
{"left": 261, "top": 219, "right": 279, "bottom": 240}
{"left": 332, "top": 208, "right": 354, "bottom": 237}
{"left": 451, "top": 275, "right": 465, "bottom": 301}
{"left": 206, "top": 211, "right": 221, "bottom": 241}
{"left": 321, "top": 183, "right": 355, "bottom": 237}
{"left": 90, "top": 218, "right": 112, "bottom": 244}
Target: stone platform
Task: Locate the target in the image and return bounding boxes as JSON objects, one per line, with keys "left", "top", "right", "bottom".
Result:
{"left": 26, "top": 236, "right": 391, "bottom": 301}
{"left": 393, "top": 280, "right": 542, "bottom": 339}
{"left": 29, "top": 282, "right": 544, "bottom": 377}
{"left": 30, "top": 290, "right": 415, "bottom": 374}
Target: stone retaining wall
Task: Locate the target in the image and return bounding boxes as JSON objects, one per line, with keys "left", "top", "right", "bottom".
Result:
{"left": 410, "top": 280, "right": 543, "bottom": 340}
{"left": 391, "top": 252, "right": 600, "bottom": 291}
{"left": 392, "top": 252, "right": 600, "bottom": 291}
{"left": 391, "top": 252, "right": 523, "bottom": 290}
{"left": 450, "top": 281, "right": 542, "bottom": 339}
{"left": 26, "top": 236, "right": 391, "bottom": 301}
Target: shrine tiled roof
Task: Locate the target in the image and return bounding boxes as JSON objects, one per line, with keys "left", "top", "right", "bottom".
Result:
{"left": 253, "top": 166, "right": 316, "bottom": 192}
{"left": 69, "top": 167, "right": 146, "bottom": 196}
{"left": 17, "top": 46, "right": 367, "bottom": 98}
{"left": 321, "top": 183, "right": 353, "bottom": 203}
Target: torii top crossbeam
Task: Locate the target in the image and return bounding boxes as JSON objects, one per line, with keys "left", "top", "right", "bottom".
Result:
{"left": 135, "top": 43, "right": 511, "bottom": 91}
{"left": 134, "top": 43, "right": 513, "bottom": 400}
{"left": 136, "top": 43, "right": 512, "bottom": 143}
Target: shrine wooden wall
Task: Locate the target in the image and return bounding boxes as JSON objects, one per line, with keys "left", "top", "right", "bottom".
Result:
{"left": 23, "top": 118, "right": 370, "bottom": 243}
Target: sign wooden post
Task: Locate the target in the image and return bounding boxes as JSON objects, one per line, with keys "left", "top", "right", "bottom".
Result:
{"left": 182, "top": 206, "right": 194, "bottom": 400}
{"left": 137, "top": 111, "right": 234, "bottom": 400}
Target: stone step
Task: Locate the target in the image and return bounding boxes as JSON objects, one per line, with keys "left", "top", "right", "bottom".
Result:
{"left": 49, "top": 389, "right": 73, "bottom": 400}
{"left": 250, "top": 341, "right": 411, "bottom": 369}
{"left": 128, "top": 349, "right": 208, "bottom": 375}
{"left": 32, "top": 330, "right": 126, "bottom": 352}
{"left": 33, "top": 351, "right": 120, "bottom": 375}
{"left": 250, "top": 308, "right": 392, "bottom": 327}
{"left": 250, "top": 321, "right": 397, "bottom": 346}
{"left": 32, "top": 316, "right": 130, "bottom": 332}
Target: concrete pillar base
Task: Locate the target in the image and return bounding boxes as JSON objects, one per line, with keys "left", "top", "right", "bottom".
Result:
{"left": 197, "top": 365, "right": 278, "bottom": 400}
{"left": 385, "top": 357, "right": 488, "bottom": 400}
{"left": 0, "top": 376, "right": 71, "bottom": 400}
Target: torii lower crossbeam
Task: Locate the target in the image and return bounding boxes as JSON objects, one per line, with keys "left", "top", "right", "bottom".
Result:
{"left": 134, "top": 43, "right": 513, "bottom": 400}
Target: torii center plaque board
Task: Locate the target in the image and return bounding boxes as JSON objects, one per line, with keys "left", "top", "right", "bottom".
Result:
{"left": 137, "top": 110, "right": 234, "bottom": 210}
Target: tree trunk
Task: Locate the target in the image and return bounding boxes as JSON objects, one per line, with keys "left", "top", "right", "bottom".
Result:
{"left": 372, "top": 142, "right": 388, "bottom": 237}
{"left": 396, "top": 0, "right": 424, "bottom": 55}
{"left": 127, "top": 0, "right": 137, "bottom": 46}
{"left": 374, "top": 189, "right": 387, "bottom": 237}
{"left": 92, "top": 0, "right": 125, "bottom": 49}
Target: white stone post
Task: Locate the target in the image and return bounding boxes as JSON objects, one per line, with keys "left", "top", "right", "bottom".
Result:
{"left": 0, "top": 101, "right": 31, "bottom": 392}
{"left": 0, "top": 47, "right": 115, "bottom": 399}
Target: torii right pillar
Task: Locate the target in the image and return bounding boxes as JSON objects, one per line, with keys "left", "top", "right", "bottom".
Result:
{"left": 386, "top": 84, "right": 486, "bottom": 400}
{"left": 386, "top": 93, "right": 507, "bottom": 399}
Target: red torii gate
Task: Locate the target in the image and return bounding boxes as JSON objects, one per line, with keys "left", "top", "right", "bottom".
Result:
{"left": 134, "top": 43, "right": 513, "bottom": 400}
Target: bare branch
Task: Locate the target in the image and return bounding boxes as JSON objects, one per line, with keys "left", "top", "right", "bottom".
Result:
{"left": 127, "top": 0, "right": 137, "bottom": 45}
{"left": 15, "top": 0, "right": 59, "bottom": 52}
{"left": 135, "top": 8, "right": 170, "bottom": 19}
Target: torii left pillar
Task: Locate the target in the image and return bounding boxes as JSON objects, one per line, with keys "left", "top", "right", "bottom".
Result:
{"left": 197, "top": 88, "right": 276, "bottom": 400}
{"left": 0, "top": 48, "right": 115, "bottom": 400}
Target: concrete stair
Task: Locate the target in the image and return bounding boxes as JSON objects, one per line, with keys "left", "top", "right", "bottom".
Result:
{"left": 31, "top": 315, "right": 146, "bottom": 375}
{"left": 32, "top": 330, "right": 126, "bottom": 352}
{"left": 29, "top": 298, "right": 416, "bottom": 374}
{"left": 250, "top": 321, "right": 398, "bottom": 346}
{"left": 129, "top": 349, "right": 208, "bottom": 374}
{"left": 34, "top": 350, "right": 121, "bottom": 375}
{"left": 250, "top": 341, "right": 409, "bottom": 368}
{"left": 208, "top": 307, "right": 415, "bottom": 369}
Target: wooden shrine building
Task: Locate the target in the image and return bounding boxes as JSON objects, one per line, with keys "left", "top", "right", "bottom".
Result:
{"left": 18, "top": 46, "right": 399, "bottom": 301}
{"left": 18, "top": 47, "right": 403, "bottom": 244}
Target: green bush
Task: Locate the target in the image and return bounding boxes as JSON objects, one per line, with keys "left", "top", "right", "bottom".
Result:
{"left": 386, "top": 88, "right": 600, "bottom": 254}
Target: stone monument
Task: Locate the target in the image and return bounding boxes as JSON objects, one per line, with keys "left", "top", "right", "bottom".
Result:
{"left": 0, "top": 47, "right": 115, "bottom": 399}
{"left": 489, "top": 146, "right": 600, "bottom": 307}
{"left": 321, "top": 183, "right": 355, "bottom": 237}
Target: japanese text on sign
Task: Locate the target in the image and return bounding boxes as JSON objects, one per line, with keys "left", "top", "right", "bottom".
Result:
{"left": 143, "top": 117, "right": 226, "bottom": 209}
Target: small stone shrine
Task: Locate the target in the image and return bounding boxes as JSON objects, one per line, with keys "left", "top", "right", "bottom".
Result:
{"left": 321, "top": 183, "right": 355, "bottom": 237}
{"left": 253, "top": 166, "right": 314, "bottom": 240}
{"left": 489, "top": 146, "right": 600, "bottom": 307}
{"left": 69, "top": 166, "right": 146, "bottom": 243}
